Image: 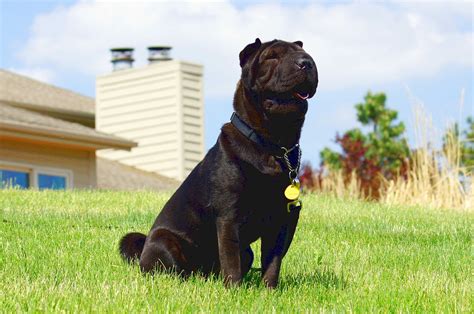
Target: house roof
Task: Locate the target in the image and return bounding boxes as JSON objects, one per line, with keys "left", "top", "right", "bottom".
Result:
{"left": 0, "top": 69, "right": 95, "bottom": 117}
{"left": 0, "top": 102, "right": 136, "bottom": 150}
{"left": 97, "top": 157, "right": 179, "bottom": 191}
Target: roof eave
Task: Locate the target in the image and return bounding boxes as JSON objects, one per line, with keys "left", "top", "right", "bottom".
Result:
{"left": 0, "top": 121, "right": 137, "bottom": 151}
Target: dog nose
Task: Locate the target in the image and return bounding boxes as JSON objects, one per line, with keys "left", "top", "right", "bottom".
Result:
{"left": 295, "top": 58, "right": 313, "bottom": 70}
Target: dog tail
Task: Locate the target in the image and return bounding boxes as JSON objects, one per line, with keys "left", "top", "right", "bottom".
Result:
{"left": 119, "top": 232, "right": 147, "bottom": 263}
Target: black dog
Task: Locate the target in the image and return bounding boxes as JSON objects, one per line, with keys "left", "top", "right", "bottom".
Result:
{"left": 120, "top": 38, "right": 318, "bottom": 288}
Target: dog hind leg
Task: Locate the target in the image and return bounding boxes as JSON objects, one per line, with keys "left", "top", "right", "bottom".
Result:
{"left": 139, "top": 228, "right": 191, "bottom": 276}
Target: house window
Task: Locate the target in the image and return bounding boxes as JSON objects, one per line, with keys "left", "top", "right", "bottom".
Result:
{"left": 0, "top": 161, "right": 72, "bottom": 190}
{"left": 38, "top": 173, "right": 67, "bottom": 190}
{"left": 0, "top": 169, "right": 30, "bottom": 189}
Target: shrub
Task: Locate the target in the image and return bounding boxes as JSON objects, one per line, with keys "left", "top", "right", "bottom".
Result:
{"left": 320, "top": 92, "right": 409, "bottom": 199}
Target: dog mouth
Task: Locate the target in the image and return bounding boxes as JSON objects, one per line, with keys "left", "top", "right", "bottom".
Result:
{"left": 294, "top": 92, "right": 310, "bottom": 100}
{"left": 264, "top": 83, "right": 314, "bottom": 103}
{"left": 292, "top": 81, "right": 315, "bottom": 100}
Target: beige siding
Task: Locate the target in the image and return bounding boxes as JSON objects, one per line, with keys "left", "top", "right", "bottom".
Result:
{"left": 181, "top": 62, "right": 205, "bottom": 178}
{"left": 0, "top": 139, "right": 96, "bottom": 188}
{"left": 96, "top": 60, "right": 204, "bottom": 181}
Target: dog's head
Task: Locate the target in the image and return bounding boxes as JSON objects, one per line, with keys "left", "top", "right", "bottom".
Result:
{"left": 239, "top": 38, "right": 318, "bottom": 119}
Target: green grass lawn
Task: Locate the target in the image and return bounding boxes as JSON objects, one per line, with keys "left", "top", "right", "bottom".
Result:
{"left": 0, "top": 190, "right": 472, "bottom": 312}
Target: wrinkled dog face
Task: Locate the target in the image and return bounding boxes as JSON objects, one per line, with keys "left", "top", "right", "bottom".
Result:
{"left": 239, "top": 38, "right": 318, "bottom": 118}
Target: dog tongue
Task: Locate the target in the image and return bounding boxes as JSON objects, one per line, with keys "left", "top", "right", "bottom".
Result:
{"left": 295, "top": 92, "right": 309, "bottom": 100}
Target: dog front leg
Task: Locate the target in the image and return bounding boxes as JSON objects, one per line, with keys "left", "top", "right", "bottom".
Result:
{"left": 216, "top": 218, "right": 242, "bottom": 287}
{"left": 261, "top": 224, "right": 289, "bottom": 288}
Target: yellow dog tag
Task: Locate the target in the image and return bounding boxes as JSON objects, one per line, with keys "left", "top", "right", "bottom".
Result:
{"left": 284, "top": 183, "right": 300, "bottom": 200}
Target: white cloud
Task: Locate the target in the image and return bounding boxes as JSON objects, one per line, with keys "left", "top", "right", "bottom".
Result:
{"left": 17, "top": 0, "right": 472, "bottom": 98}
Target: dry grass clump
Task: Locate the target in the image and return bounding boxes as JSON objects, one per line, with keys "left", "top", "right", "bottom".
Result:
{"left": 314, "top": 105, "right": 473, "bottom": 211}
{"left": 313, "top": 170, "right": 363, "bottom": 200}
{"left": 381, "top": 106, "right": 473, "bottom": 211}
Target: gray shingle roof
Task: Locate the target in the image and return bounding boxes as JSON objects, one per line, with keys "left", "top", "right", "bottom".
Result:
{"left": 0, "top": 69, "right": 94, "bottom": 115}
{"left": 0, "top": 102, "right": 135, "bottom": 149}
{"left": 97, "top": 157, "right": 179, "bottom": 191}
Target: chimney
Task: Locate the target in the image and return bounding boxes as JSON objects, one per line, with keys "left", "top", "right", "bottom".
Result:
{"left": 110, "top": 48, "right": 134, "bottom": 71}
{"left": 97, "top": 49, "right": 205, "bottom": 181}
{"left": 148, "top": 46, "right": 172, "bottom": 64}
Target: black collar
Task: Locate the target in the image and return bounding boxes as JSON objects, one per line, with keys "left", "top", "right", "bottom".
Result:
{"left": 230, "top": 112, "right": 299, "bottom": 158}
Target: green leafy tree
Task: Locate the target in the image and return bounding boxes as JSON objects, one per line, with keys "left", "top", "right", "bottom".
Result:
{"left": 445, "top": 116, "right": 474, "bottom": 171}
{"left": 464, "top": 117, "right": 474, "bottom": 170}
{"left": 320, "top": 92, "right": 410, "bottom": 198}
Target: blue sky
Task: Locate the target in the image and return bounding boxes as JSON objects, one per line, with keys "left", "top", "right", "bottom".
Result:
{"left": 1, "top": 0, "right": 472, "bottom": 166}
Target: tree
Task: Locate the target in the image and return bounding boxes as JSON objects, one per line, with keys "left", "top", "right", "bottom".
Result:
{"left": 463, "top": 117, "right": 474, "bottom": 170}
{"left": 445, "top": 116, "right": 474, "bottom": 172}
{"left": 299, "top": 161, "right": 315, "bottom": 190}
{"left": 320, "top": 92, "right": 410, "bottom": 198}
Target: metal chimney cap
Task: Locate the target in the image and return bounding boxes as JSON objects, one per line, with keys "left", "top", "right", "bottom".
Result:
{"left": 147, "top": 46, "right": 172, "bottom": 51}
{"left": 110, "top": 47, "right": 134, "bottom": 71}
{"left": 148, "top": 46, "right": 172, "bottom": 63}
{"left": 110, "top": 47, "right": 134, "bottom": 52}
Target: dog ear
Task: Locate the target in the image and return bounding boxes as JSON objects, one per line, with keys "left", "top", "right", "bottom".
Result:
{"left": 294, "top": 41, "right": 303, "bottom": 48}
{"left": 239, "top": 38, "right": 262, "bottom": 67}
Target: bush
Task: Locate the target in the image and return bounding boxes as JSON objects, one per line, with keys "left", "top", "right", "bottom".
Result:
{"left": 320, "top": 92, "right": 409, "bottom": 199}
